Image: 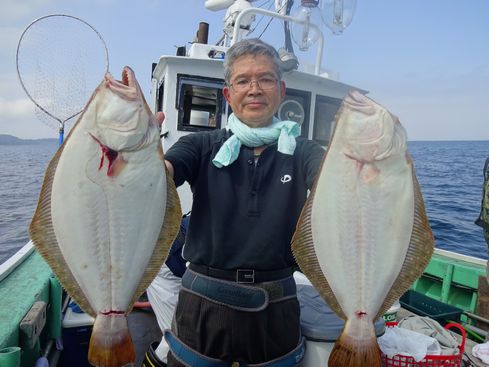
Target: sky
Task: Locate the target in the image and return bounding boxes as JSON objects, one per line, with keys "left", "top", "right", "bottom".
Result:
{"left": 0, "top": 0, "right": 488, "bottom": 141}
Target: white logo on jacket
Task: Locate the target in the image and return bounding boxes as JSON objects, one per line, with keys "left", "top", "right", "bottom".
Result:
{"left": 280, "top": 174, "right": 292, "bottom": 184}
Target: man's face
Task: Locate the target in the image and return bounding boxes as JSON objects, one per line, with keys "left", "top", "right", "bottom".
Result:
{"left": 223, "top": 54, "right": 286, "bottom": 128}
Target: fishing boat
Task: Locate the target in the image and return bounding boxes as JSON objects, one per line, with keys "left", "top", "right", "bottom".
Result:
{"left": 1, "top": 1, "right": 488, "bottom": 366}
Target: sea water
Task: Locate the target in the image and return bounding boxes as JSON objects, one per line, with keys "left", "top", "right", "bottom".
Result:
{"left": 0, "top": 140, "right": 488, "bottom": 265}
{"left": 0, "top": 143, "right": 57, "bottom": 264}
{"left": 409, "top": 141, "right": 489, "bottom": 259}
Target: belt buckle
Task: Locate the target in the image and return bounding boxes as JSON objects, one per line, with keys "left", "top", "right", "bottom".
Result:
{"left": 236, "top": 269, "right": 255, "bottom": 283}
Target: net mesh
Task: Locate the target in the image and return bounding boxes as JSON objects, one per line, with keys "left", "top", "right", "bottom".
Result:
{"left": 17, "top": 15, "right": 108, "bottom": 131}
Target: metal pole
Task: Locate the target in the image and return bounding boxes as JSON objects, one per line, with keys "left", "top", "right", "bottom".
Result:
{"left": 464, "top": 311, "right": 489, "bottom": 325}
{"left": 197, "top": 22, "right": 209, "bottom": 44}
{"left": 232, "top": 7, "right": 324, "bottom": 75}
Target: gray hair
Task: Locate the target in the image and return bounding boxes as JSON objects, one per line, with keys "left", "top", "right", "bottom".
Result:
{"left": 223, "top": 38, "right": 283, "bottom": 85}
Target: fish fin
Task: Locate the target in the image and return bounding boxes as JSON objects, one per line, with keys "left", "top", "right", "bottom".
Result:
{"left": 291, "top": 155, "right": 346, "bottom": 319}
{"left": 328, "top": 326, "right": 382, "bottom": 367}
{"left": 375, "top": 162, "right": 435, "bottom": 319}
{"left": 88, "top": 314, "right": 135, "bottom": 367}
{"left": 29, "top": 122, "right": 97, "bottom": 317}
{"left": 129, "top": 147, "right": 182, "bottom": 308}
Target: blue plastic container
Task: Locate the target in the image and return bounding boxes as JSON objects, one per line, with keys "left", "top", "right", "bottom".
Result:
{"left": 59, "top": 307, "right": 94, "bottom": 367}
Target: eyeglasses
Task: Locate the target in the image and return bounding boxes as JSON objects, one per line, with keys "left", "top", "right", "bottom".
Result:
{"left": 229, "top": 77, "right": 279, "bottom": 92}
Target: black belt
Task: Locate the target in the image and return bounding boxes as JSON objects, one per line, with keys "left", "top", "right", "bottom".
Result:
{"left": 182, "top": 269, "right": 297, "bottom": 311}
{"left": 188, "top": 263, "right": 293, "bottom": 283}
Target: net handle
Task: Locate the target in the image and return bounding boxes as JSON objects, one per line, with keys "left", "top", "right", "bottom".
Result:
{"left": 15, "top": 14, "right": 110, "bottom": 127}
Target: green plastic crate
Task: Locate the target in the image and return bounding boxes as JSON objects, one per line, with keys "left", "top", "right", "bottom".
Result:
{"left": 400, "top": 290, "right": 463, "bottom": 322}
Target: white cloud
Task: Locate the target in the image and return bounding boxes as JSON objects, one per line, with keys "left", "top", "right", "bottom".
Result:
{"left": 0, "top": 97, "right": 33, "bottom": 119}
{"left": 0, "top": 72, "right": 26, "bottom": 98}
{"left": 0, "top": 70, "right": 54, "bottom": 138}
{"left": 0, "top": 0, "right": 58, "bottom": 23}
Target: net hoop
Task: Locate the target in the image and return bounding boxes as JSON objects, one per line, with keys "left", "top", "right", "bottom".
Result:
{"left": 15, "top": 14, "right": 110, "bottom": 126}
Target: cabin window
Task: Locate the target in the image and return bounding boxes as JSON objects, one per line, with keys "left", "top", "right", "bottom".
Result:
{"left": 277, "top": 89, "right": 311, "bottom": 139}
{"left": 156, "top": 78, "right": 164, "bottom": 113}
{"left": 176, "top": 74, "right": 224, "bottom": 132}
{"left": 313, "top": 95, "right": 342, "bottom": 146}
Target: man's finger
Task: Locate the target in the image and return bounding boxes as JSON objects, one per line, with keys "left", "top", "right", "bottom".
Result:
{"left": 156, "top": 111, "right": 165, "bottom": 126}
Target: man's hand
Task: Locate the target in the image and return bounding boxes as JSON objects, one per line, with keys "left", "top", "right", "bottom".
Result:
{"left": 155, "top": 111, "right": 174, "bottom": 177}
{"left": 156, "top": 111, "right": 165, "bottom": 127}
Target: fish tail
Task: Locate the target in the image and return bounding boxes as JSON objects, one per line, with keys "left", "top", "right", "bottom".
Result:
{"left": 88, "top": 313, "right": 135, "bottom": 367}
{"left": 328, "top": 320, "right": 381, "bottom": 367}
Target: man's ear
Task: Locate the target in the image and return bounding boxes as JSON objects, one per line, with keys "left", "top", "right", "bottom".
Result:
{"left": 280, "top": 80, "right": 286, "bottom": 99}
{"left": 223, "top": 86, "right": 231, "bottom": 103}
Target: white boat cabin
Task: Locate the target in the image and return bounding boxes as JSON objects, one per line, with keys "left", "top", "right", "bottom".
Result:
{"left": 150, "top": 42, "right": 362, "bottom": 211}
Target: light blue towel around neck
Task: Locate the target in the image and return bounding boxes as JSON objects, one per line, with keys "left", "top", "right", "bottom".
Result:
{"left": 212, "top": 113, "right": 300, "bottom": 168}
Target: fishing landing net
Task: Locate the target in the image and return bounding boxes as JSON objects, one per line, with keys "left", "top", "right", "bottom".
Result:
{"left": 16, "top": 14, "right": 109, "bottom": 144}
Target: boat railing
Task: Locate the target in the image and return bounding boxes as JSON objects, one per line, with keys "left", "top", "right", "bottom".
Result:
{"left": 0, "top": 241, "right": 35, "bottom": 283}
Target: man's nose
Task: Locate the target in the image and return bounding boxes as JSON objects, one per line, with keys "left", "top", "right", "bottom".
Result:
{"left": 247, "top": 81, "right": 262, "bottom": 94}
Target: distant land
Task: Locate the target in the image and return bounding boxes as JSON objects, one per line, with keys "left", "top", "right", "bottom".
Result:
{"left": 0, "top": 134, "right": 57, "bottom": 145}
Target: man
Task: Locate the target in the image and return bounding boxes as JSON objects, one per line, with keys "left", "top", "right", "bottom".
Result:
{"left": 475, "top": 156, "right": 489, "bottom": 300}
{"left": 159, "top": 38, "right": 324, "bottom": 366}
{"left": 475, "top": 156, "right": 489, "bottom": 244}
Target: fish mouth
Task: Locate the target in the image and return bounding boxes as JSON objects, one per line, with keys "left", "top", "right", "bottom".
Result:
{"left": 121, "top": 67, "right": 135, "bottom": 88}
{"left": 104, "top": 66, "right": 139, "bottom": 101}
{"left": 344, "top": 90, "right": 377, "bottom": 116}
{"left": 343, "top": 90, "right": 391, "bottom": 146}
{"left": 92, "top": 66, "right": 154, "bottom": 154}
{"left": 340, "top": 90, "right": 405, "bottom": 162}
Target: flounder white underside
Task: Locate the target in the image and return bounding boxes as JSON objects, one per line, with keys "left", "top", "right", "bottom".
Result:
{"left": 51, "top": 127, "right": 166, "bottom": 313}
{"left": 311, "top": 147, "right": 414, "bottom": 319}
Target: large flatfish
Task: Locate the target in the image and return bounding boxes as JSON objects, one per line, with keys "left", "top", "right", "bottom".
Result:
{"left": 29, "top": 67, "right": 181, "bottom": 367}
{"left": 292, "top": 90, "right": 434, "bottom": 367}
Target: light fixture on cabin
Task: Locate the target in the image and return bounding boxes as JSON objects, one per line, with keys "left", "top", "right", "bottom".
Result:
{"left": 321, "top": 0, "right": 357, "bottom": 35}
{"left": 278, "top": 47, "right": 299, "bottom": 71}
{"left": 223, "top": 0, "right": 255, "bottom": 41}
{"left": 291, "top": 0, "right": 321, "bottom": 51}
